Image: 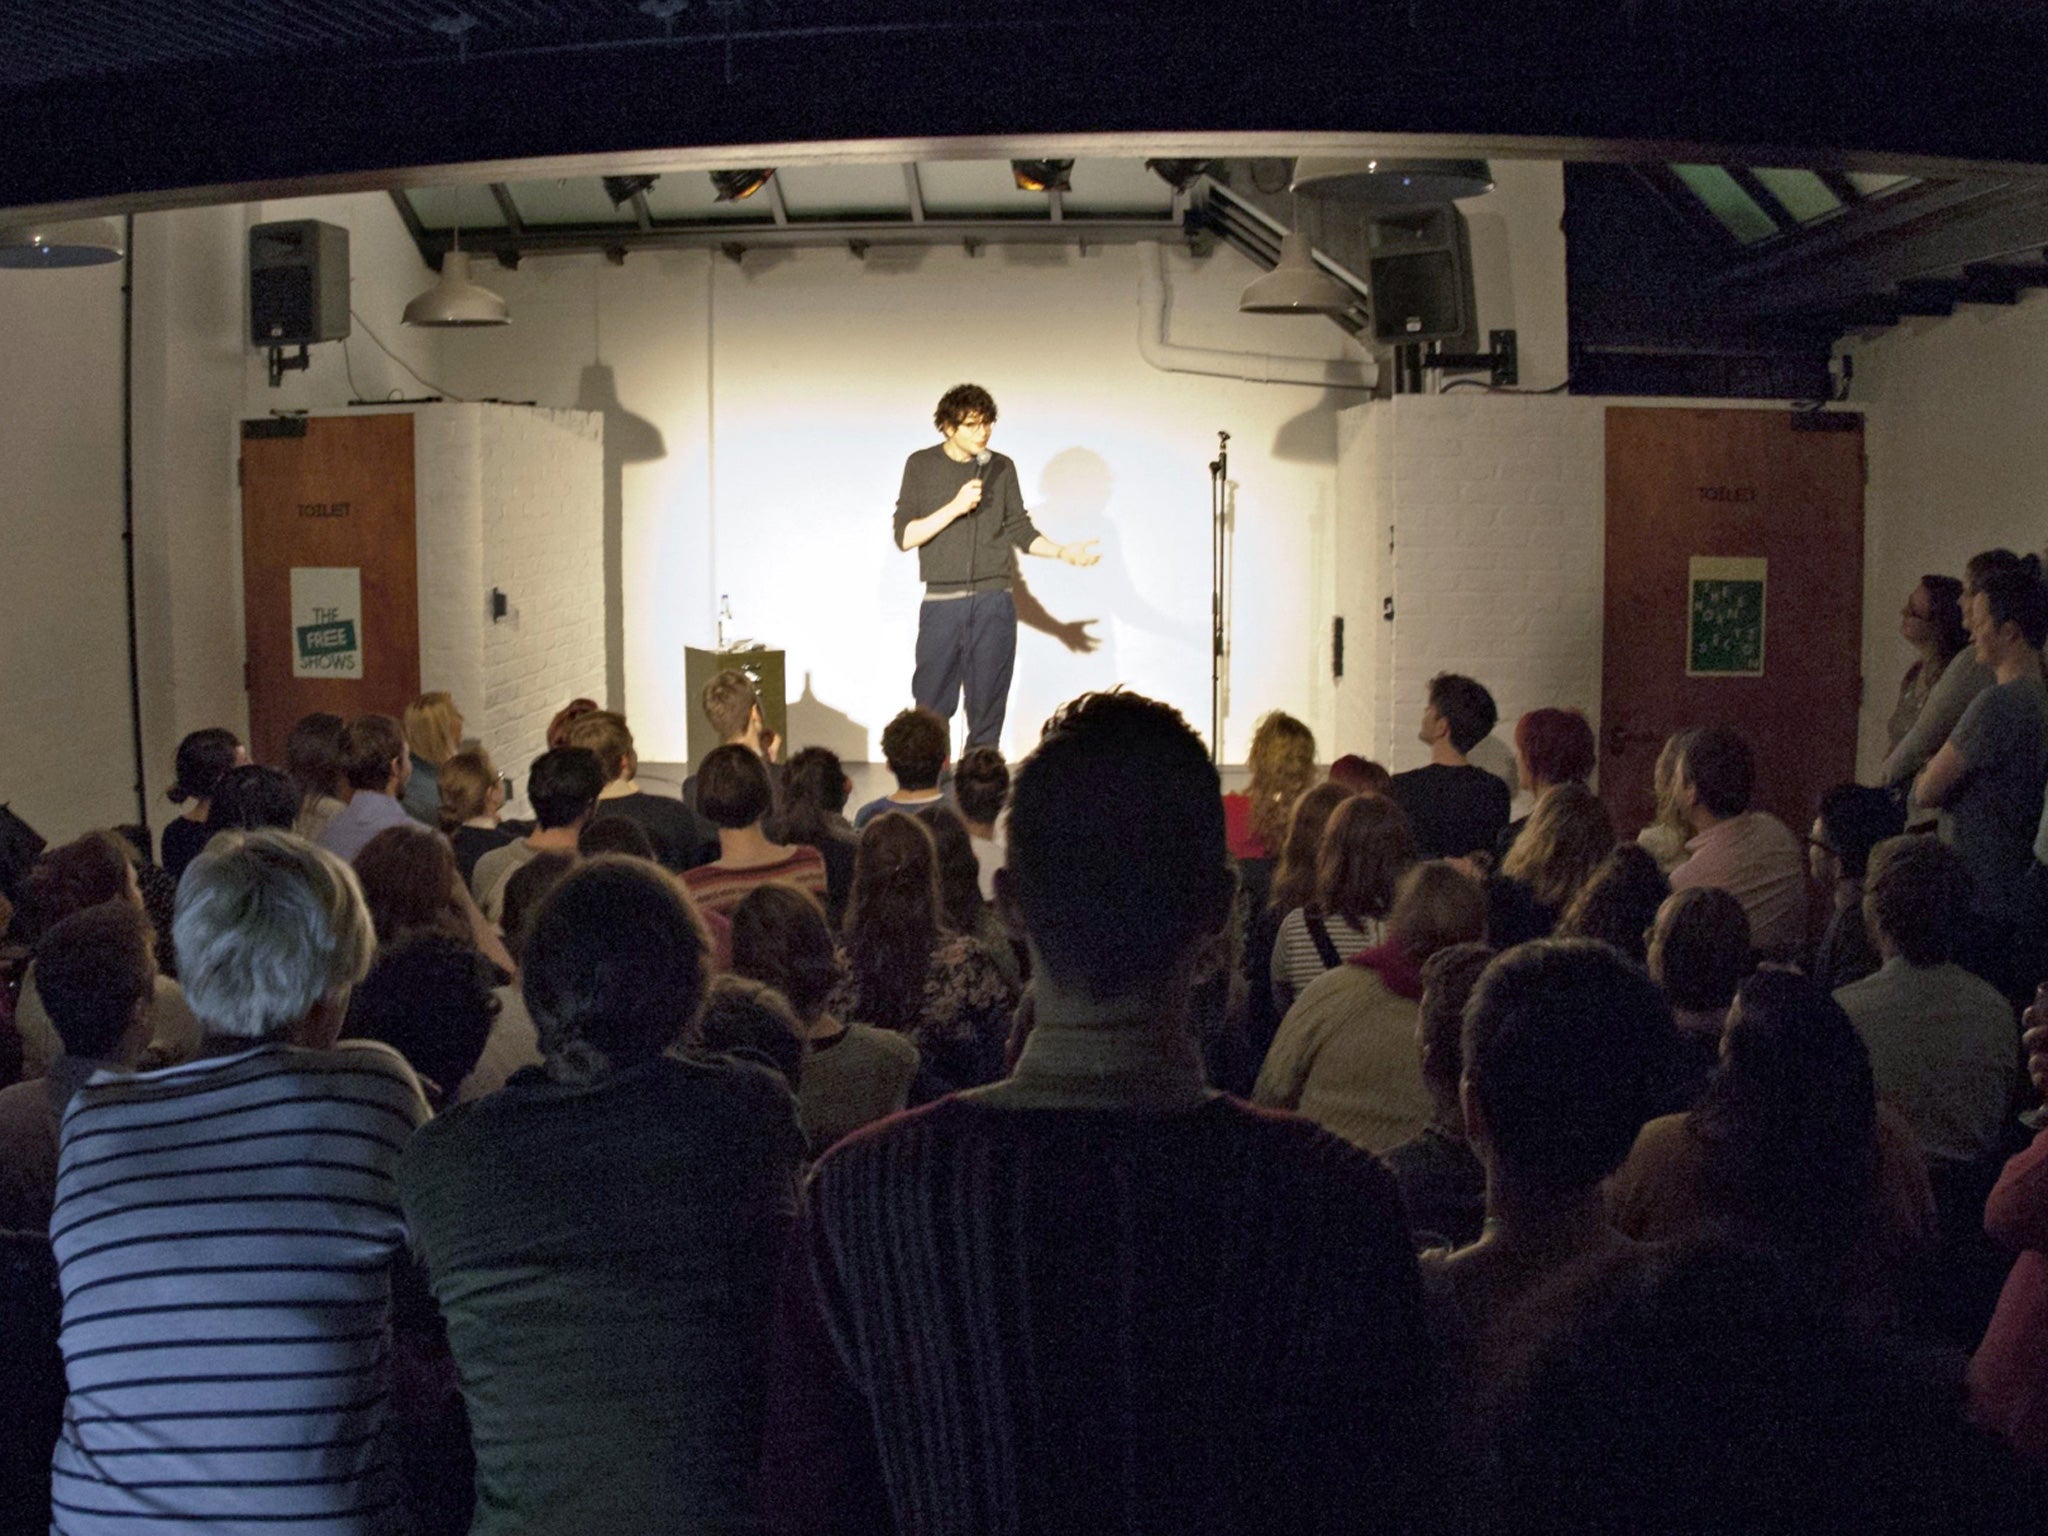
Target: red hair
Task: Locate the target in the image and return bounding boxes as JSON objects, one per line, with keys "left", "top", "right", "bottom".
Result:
{"left": 1514, "top": 709, "right": 1596, "bottom": 788}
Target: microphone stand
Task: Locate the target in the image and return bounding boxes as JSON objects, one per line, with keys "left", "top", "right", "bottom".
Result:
{"left": 1208, "top": 430, "right": 1229, "bottom": 765}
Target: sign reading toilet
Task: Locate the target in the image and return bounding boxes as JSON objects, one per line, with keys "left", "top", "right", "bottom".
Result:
{"left": 290, "top": 566, "right": 364, "bottom": 679}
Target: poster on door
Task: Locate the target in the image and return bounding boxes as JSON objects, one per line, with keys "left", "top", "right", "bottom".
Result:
{"left": 290, "top": 567, "right": 364, "bottom": 679}
{"left": 1686, "top": 556, "right": 1766, "bottom": 677}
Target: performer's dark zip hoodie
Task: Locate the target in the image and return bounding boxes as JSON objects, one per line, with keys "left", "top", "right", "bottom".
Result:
{"left": 892, "top": 444, "right": 1043, "bottom": 593}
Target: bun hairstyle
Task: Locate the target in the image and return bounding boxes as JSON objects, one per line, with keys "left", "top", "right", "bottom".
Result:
{"left": 168, "top": 729, "right": 241, "bottom": 806}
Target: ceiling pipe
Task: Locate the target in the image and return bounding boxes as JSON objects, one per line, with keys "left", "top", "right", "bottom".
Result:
{"left": 1137, "top": 241, "right": 1375, "bottom": 390}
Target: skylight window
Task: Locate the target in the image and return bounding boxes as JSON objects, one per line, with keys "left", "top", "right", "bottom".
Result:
{"left": 1671, "top": 164, "right": 1778, "bottom": 244}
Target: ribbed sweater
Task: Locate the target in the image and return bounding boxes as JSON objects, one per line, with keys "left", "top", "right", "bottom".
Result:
{"left": 762, "top": 1093, "right": 1437, "bottom": 1536}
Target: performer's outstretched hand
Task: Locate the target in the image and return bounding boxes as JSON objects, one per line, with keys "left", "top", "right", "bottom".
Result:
{"left": 1058, "top": 540, "right": 1102, "bottom": 568}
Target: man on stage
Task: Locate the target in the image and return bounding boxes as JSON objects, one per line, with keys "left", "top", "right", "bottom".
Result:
{"left": 894, "top": 383, "right": 1099, "bottom": 749}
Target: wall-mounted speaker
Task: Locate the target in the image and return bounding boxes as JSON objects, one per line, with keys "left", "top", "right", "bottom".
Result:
{"left": 1366, "top": 205, "right": 1476, "bottom": 348}
{"left": 249, "top": 220, "right": 351, "bottom": 347}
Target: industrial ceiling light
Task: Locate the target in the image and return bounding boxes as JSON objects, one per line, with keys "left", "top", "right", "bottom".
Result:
{"left": 402, "top": 236, "right": 509, "bottom": 327}
{"left": 1239, "top": 230, "right": 1352, "bottom": 315}
{"left": 1010, "top": 159, "right": 1074, "bottom": 193}
{"left": 602, "top": 174, "right": 659, "bottom": 206}
{"left": 1291, "top": 157, "right": 1494, "bottom": 206}
{"left": 710, "top": 169, "right": 775, "bottom": 202}
{"left": 0, "top": 217, "right": 125, "bottom": 268}
{"left": 1146, "top": 159, "right": 1214, "bottom": 192}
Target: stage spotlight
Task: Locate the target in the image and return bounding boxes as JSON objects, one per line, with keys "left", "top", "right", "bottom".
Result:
{"left": 710, "top": 169, "right": 775, "bottom": 202}
{"left": 602, "top": 175, "right": 659, "bottom": 206}
{"left": 1146, "top": 159, "right": 1213, "bottom": 192}
{"left": 0, "top": 217, "right": 124, "bottom": 268}
{"left": 1010, "top": 160, "right": 1074, "bottom": 193}
{"left": 1291, "top": 158, "right": 1494, "bottom": 206}
{"left": 403, "top": 248, "right": 510, "bottom": 327}
{"left": 1238, "top": 230, "right": 1352, "bottom": 315}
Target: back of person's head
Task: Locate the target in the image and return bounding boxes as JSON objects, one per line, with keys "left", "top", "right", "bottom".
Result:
{"left": 352, "top": 824, "right": 463, "bottom": 945}
{"left": 1244, "top": 711, "right": 1318, "bottom": 854}
{"left": 695, "top": 974, "right": 805, "bottom": 1092}
{"left": 402, "top": 691, "right": 463, "bottom": 766}
{"left": 730, "top": 882, "right": 839, "bottom": 1024}
{"left": 701, "top": 668, "right": 760, "bottom": 742}
{"left": 918, "top": 804, "right": 985, "bottom": 936}
{"left": 174, "top": 829, "right": 375, "bottom": 1041}
{"left": 1501, "top": 782, "right": 1616, "bottom": 912}
{"left": 526, "top": 746, "right": 605, "bottom": 830}
{"left": 1418, "top": 941, "right": 1496, "bottom": 1100}
{"left": 952, "top": 746, "right": 1011, "bottom": 826}
{"left": 522, "top": 855, "right": 708, "bottom": 1079}
{"left": 546, "top": 697, "right": 601, "bottom": 750}
{"left": 1315, "top": 793, "right": 1419, "bottom": 928}
{"left": 16, "top": 831, "right": 133, "bottom": 945}
{"left": 1428, "top": 673, "right": 1499, "bottom": 755}
{"left": 1977, "top": 556, "right": 2048, "bottom": 649}
{"left": 698, "top": 742, "right": 775, "bottom": 830}
{"left": 284, "top": 712, "right": 348, "bottom": 807}
{"left": 34, "top": 901, "right": 157, "bottom": 1061}
{"left": 1863, "top": 834, "right": 1970, "bottom": 967}
{"left": 1557, "top": 844, "right": 1669, "bottom": 965}
{"left": 1328, "top": 754, "right": 1393, "bottom": 797}
{"left": 1816, "top": 784, "right": 1905, "bottom": 882}
{"left": 1919, "top": 573, "right": 1970, "bottom": 664}
{"left": 1678, "top": 725, "right": 1754, "bottom": 818}
{"left": 579, "top": 815, "right": 657, "bottom": 860}
{"left": 565, "top": 710, "right": 635, "bottom": 784}
{"left": 342, "top": 714, "right": 407, "bottom": 793}
{"left": 1462, "top": 939, "right": 1675, "bottom": 1190}
{"left": 344, "top": 931, "right": 499, "bottom": 1106}
{"left": 1515, "top": 708, "right": 1597, "bottom": 788}
{"left": 1648, "top": 886, "right": 1753, "bottom": 1012}
{"left": 169, "top": 727, "right": 242, "bottom": 806}
{"left": 203, "top": 764, "right": 299, "bottom": 836}
{"left": 845, "top": 812, "right": 942, "bottom": 1029}
{"left": 782, "top": 746, "right": 851, "bottom": 841}
{"left": 1385, "top": 860, "right": 1488, "bottom": 963}
{"left": 1008, "top": 691, "right": 1231, "bottom": 1002}
{"left": 437, "top": 747, "right": 500, "bottom": 832}
{"left": 1269, "top": 780, "right": 1353, "bottom": 914}
{"left": 499, "top": 850, "right": 577, "bottom": 963}
{"left": 880, "top": 706, "right": 950, "bottom": 790}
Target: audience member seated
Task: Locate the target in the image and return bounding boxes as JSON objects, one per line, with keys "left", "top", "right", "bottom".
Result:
{"left": 470, "top": 747, "right": 605, "bottom": 922}
{"left": 568, "top": 709, "right": 720, "bottom": 871}
{"left": 684, "top": 668, "right": 781, "bottom": 811}
{"left": 1488, "top": 780, "right": 1614, "bottom": 947}
{"left": 1390, "top": 673, "right": 1512, "bottom": 859}
{"left": 11, "top": 832, "right": 198, "bottom": 1077}
{"left": 1328, "top": 753, "right": 1393, "bottom": 797}
{"left": 1607, "top": 970, "right": 1935, "bottom": 1334}
{"left": 438, "top": 745, "right": 512, "bottom": 886}
{"left": 1634, "top": 729, "right": 1696, "bottom": 875}
{"left": 1834, "top": 836, "right": 2017, "bottom": 1186}
{"left": 1880, "top": 571, "right": 1987, "bottom": 794}
{"left": 0, "top": 903, "right": 156, "bottom": 1233}
{"left": 159, "top": 727, "right": 246, "bottom": 882}
{"left": 1222, "top": 709, "right": 1317, "bottom": 865}
{"left": 286, "top": 710, "right": 351, "bottom": 845}
{"left": 318, "top": 713, "right": 419, "bottom": 863}
{"left": 920, "top": 804, "right": 1020, "bottom": 990}
{"left": 1270, "top": 793, "right": 1418, "bottom": 1015}
{"left": 401, "top": 690, "right": 466, "bottom": 827}
{"left": 1667, "top": 725, "right": 1805, "bottom": 960}
{"left": 344, "top": 930, "right": 500, "bottom": 1109}
{"left": 202, "top": 763, "right": 299, "bottom": 836}
{"left": 853, "top": 706, "right": 953, "bottom": 828}
{"left": 1495, "top": 707, "right": 1597, "bottom": 862}
{"left": 578, "top": 813, "right": 657, "bottom": 859}
{"left": 1646, "top": 885, "right": 1754, "bottom": 1104}
{"left": 1808, "top": 783, "right": 1906, "bottom": 992}
{"left": 399, "top": 856, "right": 804, "bottom": 1536}
{"left": 1912, "top": 555, "right": 2048, "bottom": 999}
{"left": 1382, "top": 942, "right": 1496, "bottom": 1251}
{"left": 545, "top": 696, "right": 601, "bottom": 750}
{"left": 829, "top": 812, "right": 1019, "bottom": 1093}
{"left": 458, "top": 852, "right": 574, "bottom": 1103}
{"left": 1246, "top": 780, "right": 1352, "bottom": 1059}
{"left": 761, "top": 690, "right": 1438, "bottom": 1536}
{"left": 109, "top": 823, "right": 178, "bottom": 981}
{"left": 1555, "top": 843, "right": 1669, "bottom": 966}
{"left": 1974, "top": 998, "right": 2048, "bottom": 1466}
{"left": 354, "top": 822, "right": 514, "bottom": 977}
{"left": 48, "top": 829, "right": 428, "bottom": 1534}
{"left": 1254, "top": 860, "right": 1488, "bottom": 1153}
{"left": 696, "top": 973, "right": 807, "bottom": 1092}
{"left": 731, "top": 883, "right": 918, "bottom": 1155}
{"left": 0, "top": 1228, "right": 63, "bottom": 1536}
{"left": 952, "top": 745, "right": 1010, "bottom": 900}
{"left": 780, "top": 746, "right": 859, "bottom": 925}
{"left": 685, "top": 744, "right": 830, "bottom": 919}
{"left": 1420, "top": 940, "right": 1675, "bottom": 1357}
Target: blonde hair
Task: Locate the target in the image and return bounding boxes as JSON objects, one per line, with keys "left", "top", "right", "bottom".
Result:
{"left": 1386, "top": 861, "right": 1488, "bottom": 961}
{"left": 403, "top": 692, "right": 463, "bottom": 766}
{"left": 1649, "top": 731, "right": 1695, "bottom": 841}
{"left": 1244, "top": 711, "right": 1317, "bottom": 856}
{"left": 437, "top": 748, "right": 500, "bottom": 831}
{"left": 566, "top": 710, "right": 635, "bottom": 783}
{"left": 1501, "top": 781, "right": 1617, "bottom": 912}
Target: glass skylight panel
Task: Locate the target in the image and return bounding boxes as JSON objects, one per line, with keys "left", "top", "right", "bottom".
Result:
{"left": 1059, "top": 159, "right": 1175, "bottom": 215}
{"left": 639, "top": 174, "right": 772, "bottom": 222}
{"left": 1844, "top": 172, "right": 1917, "bottom": 198}
{"left": 1672, "top": 164, "right": 1779, "bottom": 244}
{"left": 1751, "top": 167, "right": 1841, "bottom": 224}
{"left": 915, "top": 160, "right": 1052, "bottom": 216}
{"left": 499, "top": 179, "right": 638, "bottom": 225}
{"left": 772, "top": 163, "right": 913, "bottom": 219}
{"left": 405, "top": 185, "right": 508, "bottom": 231}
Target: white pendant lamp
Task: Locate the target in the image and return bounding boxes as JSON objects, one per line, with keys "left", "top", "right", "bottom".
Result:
{"left": 1239, "top": 229, "right": 1353, "bottom": 315}
{"left": 1291, "top": 157, "right": 1495, "bottom": 206}
{"left": 402, "top": 241, "right": 509, "bottom": 328}
{"left": 0, "top": 217, "right": 125, "bottom": 268}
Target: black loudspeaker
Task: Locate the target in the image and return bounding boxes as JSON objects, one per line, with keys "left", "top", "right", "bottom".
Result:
{"left": 1366, "top": 205, "right": 1475, "bottom": 347}
{"left": 249, "top": 220, "right": 351, "bottom": 346}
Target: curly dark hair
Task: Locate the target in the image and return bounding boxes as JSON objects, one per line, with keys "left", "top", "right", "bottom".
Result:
{"left": 934, "top": 383, "right": 997, "bottom": 432}
{"left": 952, "top": 747, "right": 1010, "bottom": 827}
{"left": 881, "top": 707, "right": 949, "bottom": 791}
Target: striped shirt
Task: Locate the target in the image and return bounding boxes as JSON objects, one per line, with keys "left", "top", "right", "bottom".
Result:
{"left": 48, "top": 1040, "right": 428, "bottom": 1536}
{"left": 681, "top": 845, "right": 829, "bottom": 921}
{"left": 1269, "top": 907, "right": 1384, "bottom": 1013}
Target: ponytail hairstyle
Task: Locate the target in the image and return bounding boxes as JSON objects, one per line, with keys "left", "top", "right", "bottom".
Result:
{"left": 169, "top": 729, "right": 242, "bottom": 807}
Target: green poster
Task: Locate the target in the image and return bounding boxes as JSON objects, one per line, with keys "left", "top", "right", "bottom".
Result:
{"left": 1687, "top": 556, "right": 1766, "bottom": 677}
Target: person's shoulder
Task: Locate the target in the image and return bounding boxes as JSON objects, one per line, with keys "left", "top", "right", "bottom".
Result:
{"left": 1389, "top": 764, "right": 1433, "bottom": 788}
{"left": 1211, "top": 1096, "right": 1409, "bottom": 1200}
{"left": 805, "top": 1096, "right": 965, "bottom": 1188}
{"left": 844, "top": 1022, "right": 920, "bottom": 1065}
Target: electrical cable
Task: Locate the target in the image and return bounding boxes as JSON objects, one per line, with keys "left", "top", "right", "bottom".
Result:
{"left": 341, "top": 332, "right": 367, "bottom": 403}
{"left": 347, "top": 308, "right": 468, "bottom": 400}
{"left": 1440, "top": 378, "right": 1572, "bottom": 394}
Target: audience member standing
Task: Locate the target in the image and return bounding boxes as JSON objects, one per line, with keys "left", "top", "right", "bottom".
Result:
{"left": 780, "top": 747, "right": 860, "bottom": 926}
{"left": 1666, "top": 725, "right": 1805, "bottom": 960}
{"left": 470, "top": 748, "right": 605, "bottom": 922}
{"left": 159, "top": 727, "right": 246, "bottom": 882}
{"left": 762, "top": 691, "right": 1438, "bottom": 1536}
{"left": 400, "top": 691, "right": 465, "bottom": 828}
{"left": 1880, "top": 572, "right": 1987, "bottom": 790}
{"left": 317, "top": 714, "right": 418, "bottom": 864}
{"left": 47, "top": 830, "right": 428, "bottom": 1536}
{"left": 1389, "top": 674, "right": 1511, "bottom": 859}
{"left": 1269, "top": 793, "right": 1418, "bottom": 1016}
{"left": 1807, "top": 783, "right": 1905, "bottom": 992}
{"left": 567, "top": 710, "right": 719, "bottom": 872}
{"left": 1382, "top": 942, "right": 1496, "bottom": 1251}
{"left": 684, "top": 744, "right": 829, "bottom": 920}
{"left": 285, "top": 712, "right": 351, "bottom": 846}
{"left": 852, "top": 707, "right": 952, "bottom": 829}
{"left": 400, "top": 857, "right": 804, "bottom": 1536}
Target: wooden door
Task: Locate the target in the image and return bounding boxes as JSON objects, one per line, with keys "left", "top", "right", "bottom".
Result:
{"left": 1600, "top": 407, "right": 1864, "bottom": 837}
{"left": 240, "top": 415, "right": 419, "bottom": 765}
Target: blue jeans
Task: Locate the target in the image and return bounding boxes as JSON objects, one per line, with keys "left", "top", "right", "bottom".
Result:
{"left": 913, "top": 590, "right": 1017, "bottom": 750}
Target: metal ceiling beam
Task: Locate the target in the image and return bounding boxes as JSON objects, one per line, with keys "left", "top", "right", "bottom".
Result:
{"left": 903, "top": 164, "right": 925, "bottom": 223}
{"left": 407, "top": 215, "right": 1189, "bottom": 260}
